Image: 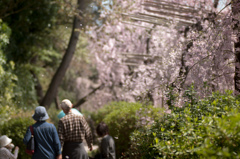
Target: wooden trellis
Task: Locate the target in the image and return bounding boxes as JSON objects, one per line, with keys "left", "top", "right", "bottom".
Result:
{"left": 120, "top": 0, "right": 200, "bottom": 66}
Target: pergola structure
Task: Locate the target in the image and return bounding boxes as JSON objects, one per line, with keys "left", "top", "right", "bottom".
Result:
{"left": 120, "top": 0, "right": 201, "bottom": 66}
{"left": 123, "top": 0, "right": 199, "bottom": 28}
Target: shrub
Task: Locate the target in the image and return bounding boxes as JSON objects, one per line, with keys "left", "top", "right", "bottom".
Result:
{"left": 195, "top": 109, "right": 240, "bottom": 158}
{"left": 91, "top": 101, "right": 163, "bottom": 158}
{"left": 0, "top": 117, "right": 35, "bottom": 159}
{"left": 125, "top": 91, "right": 240, "bottom": 159}
{"left": 0, "top": 19, "right": 38, "bottom": 110}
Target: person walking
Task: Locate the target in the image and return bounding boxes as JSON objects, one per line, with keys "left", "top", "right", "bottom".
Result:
{"left": 23, "top": 106, "right": 62, "bottom": 159}
{"left": 0, "top": 135, "right": 19, "bottom": 159}
{"left": 58, "top": 99, "right": 93, "bottom": 159}
{"left": 95, "top": 122, "right": 116, "bottom": 159}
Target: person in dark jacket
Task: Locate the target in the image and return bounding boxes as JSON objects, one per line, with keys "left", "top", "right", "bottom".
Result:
{"left": 95, "top": 122, "right": 116, "bottom": 159}
{"left": 23, "top": 106, "right": 62, "bottom": 159}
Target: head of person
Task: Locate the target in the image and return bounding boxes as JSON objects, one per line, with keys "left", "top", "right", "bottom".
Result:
{"left": 0, "top": 135, "right": 14, "bottom": 149}
{"left": 60, "top": 99, "right": 73, "bottom": 113}
{"left": 96, "top": 122, "right": 109, "bottom": 137}
{"left": 32, "top": 106, "right": 49, "bottom": 121}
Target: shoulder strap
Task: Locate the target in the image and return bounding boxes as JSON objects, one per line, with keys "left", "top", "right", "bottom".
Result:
{"left": 30, "top": 126, "right": 34, "bottom": 135}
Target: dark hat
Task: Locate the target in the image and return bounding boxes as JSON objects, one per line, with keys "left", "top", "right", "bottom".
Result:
{"left": 32, "top": 106, "right": 49, "bottom": 121}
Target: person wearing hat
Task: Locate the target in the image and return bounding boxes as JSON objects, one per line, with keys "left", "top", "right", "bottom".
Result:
{"left": 0, "top": 135, "right": 19, "bottom": 159}
{"left": 58, "top": 99, "right": 93, "bottom": 159}
{"left": 23, "top": 106, "right": 62, "bottom": 159}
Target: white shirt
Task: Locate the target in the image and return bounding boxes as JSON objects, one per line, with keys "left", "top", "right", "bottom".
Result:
{"left": 0, "top": 147, "right": 18, "bottom": 159}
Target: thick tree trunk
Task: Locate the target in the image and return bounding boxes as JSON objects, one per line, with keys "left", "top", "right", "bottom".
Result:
{"left": 232, "top": 0, "right": 240, "bottom": 95}
{"left": 40, "top": 0, "right": 83, "bottom": 108}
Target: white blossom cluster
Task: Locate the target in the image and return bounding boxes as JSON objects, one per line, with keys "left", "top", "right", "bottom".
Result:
{"left": 88, "top": 0, "right": 234, "bottom": 107}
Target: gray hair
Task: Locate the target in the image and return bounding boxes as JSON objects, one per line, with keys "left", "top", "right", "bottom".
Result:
{"left": 60, "top": 99, "right": 73, "bottom": 111}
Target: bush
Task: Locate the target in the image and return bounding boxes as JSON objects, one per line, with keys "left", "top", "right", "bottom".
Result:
{"left": 0, "top": 117, "right": 35, "bottom": 159}
{"left": 91, "top": 101, "right": 163, "bottom": 158}
{"left": 125, "top": 91, "right": 240, "bottom": 159}
{"left": 196, "top": 109, "right": 240, "bottom": 158}
{"left": 0, "top": 19, "right": 38, "bottom": 110}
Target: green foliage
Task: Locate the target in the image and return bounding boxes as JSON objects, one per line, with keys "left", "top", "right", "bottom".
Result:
{"left": 0, "top": 105, "right": 16, "bottom": 125}
{"left": 0, "top": 117, "right": 35, "bottom": 159}
{"left": 0, "top": 19, "right": 14, "bottom": 104}
{"left": 0, "top": 19, "right": 17, "bottom": 123}
{"left": 196, "top": 110, "right": 240, "bottom": 158}
{"left": 92, "top": 101, "right": 163, "bottom": 158}
{"left": 13, "top": 64, "right": 38, "bottom": 107}
{"left": 2, "top": 0, "right": 60, "bottom": 64}
{"left": 0, "top": 57, "right": 38, "bottom": 110}
{"left": 165, "top": 86, "right": 179, "bottom": 110}
{"left": 0, "top": 19, "right": 11, "bottom": 49}
{"left": 0, "top": 60, "right": 38, "bottom": 110}
{"left": 0, "top": 19, "right": 38, "bottom": 111}
{"left": 183, "top": 84, "right": 198, "bottom": 106}
{"left": 47, "top": 106, "right": 62, "bottom": 128}
{"left": 0, "top": 1, "right": 63, "bottom": 108}
{"left": 126, "top": 90, "right": 240, "bottom": 159}
{"left": 0, "top": 58, "right": 17, "bottom": 105}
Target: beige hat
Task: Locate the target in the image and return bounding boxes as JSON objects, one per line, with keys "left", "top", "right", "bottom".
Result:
{"left": 60, "top": 99, "right": 73, "bottom": 110}
{"left": 0, "top": 135, "right": 12, "bottom": 148}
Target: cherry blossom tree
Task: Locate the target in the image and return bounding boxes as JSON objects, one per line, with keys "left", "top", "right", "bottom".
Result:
{"left": 88, "top": 0, "right": 233, "bottom": 107}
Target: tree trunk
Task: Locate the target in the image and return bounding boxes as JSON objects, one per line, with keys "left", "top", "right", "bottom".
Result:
{"left": 40, "top": 0, "right": 83, "bottom": 108}
{"left": 73, "top": 84, "right": 104, "bottom": 108}
{"left": 30, "top": 70, "right": 44, "bottom": 104}
{"left": 213, "top": 0, "right": 219, "bottom": 8}
{"left": 232, "top": 0, "right": 240, "bottom": 95}
{"left": 174, "top": 2, "right": 219, "bottom": 91}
